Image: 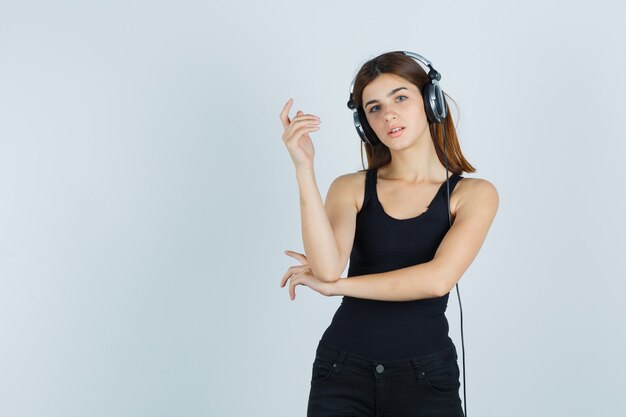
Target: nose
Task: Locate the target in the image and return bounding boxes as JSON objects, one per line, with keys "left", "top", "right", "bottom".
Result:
{"left": 385, "top": 111, "right": 397, "bottom": 123}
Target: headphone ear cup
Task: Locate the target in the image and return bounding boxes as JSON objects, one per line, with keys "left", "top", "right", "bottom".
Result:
{"left": 422, "top": 83, "right": 439, "bottom": 123}
{"left": 423, "top": 81, "right": 447, "bottom": 123}
{"left": 432, "top": 82, "right": 447, "bottom": 121}
{"left": 356, "top": 107, "right": 380, "bottom": 146}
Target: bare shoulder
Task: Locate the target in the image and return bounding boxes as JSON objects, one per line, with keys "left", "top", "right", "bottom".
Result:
{"left": 326, "top": 170, "right": 369, "bottom": 212}
{"left": 325, "top": 170, "right": 365, "bottom": 210}
{"left": 455, "top": 176, "right": 499, "bottom": 216}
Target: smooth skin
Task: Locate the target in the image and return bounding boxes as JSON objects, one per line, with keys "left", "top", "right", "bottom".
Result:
{"left": 279, "top": 98, "right": 332, "bottom": 300}
{"left": 279, "top": 98, "right": 320, "bottom": 172}
{"left": 280, "top": 250, "right": 331, "bottom": 301}
{"left": 279, "top": 97, "right": 349, "bottom": 284}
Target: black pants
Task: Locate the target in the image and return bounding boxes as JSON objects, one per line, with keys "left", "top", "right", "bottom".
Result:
{"left": 307, "top": 339, "right": 465, "bottom": 417}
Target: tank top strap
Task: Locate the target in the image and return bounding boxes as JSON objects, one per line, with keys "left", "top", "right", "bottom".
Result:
{"left": 448, "top": 172, "right": 464, "bottom": 190}
{"left": 438, "top": 172, "right": 461, "bottom": 194}
{"left": 361, "top": 168, "right": 378, "bottom": 210}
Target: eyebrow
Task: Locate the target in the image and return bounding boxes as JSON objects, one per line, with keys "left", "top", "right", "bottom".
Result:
{"left": 364, "top": 87, "right": 409, "bottom": 109}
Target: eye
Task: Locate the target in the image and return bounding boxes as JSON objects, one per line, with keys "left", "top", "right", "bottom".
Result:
{"left": 368, "top": 95, "right": 408, "bottom": 113}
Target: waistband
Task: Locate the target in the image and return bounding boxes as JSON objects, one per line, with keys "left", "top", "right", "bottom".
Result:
{"left": 315, "top": 339, "right": 458, "bottom": 377}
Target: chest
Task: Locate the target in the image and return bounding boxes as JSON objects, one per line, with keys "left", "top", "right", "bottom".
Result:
{"left": 355, "top": 177, "right": 468, "bottom": 220}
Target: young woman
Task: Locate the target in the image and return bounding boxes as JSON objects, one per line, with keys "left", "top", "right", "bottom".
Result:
{"left": 279, "top": 51, "right": 498, "bottom": 417}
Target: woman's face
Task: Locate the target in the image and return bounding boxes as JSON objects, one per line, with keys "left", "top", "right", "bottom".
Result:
{"left": 361, "top": 73, "right": 428, "bottom": 148}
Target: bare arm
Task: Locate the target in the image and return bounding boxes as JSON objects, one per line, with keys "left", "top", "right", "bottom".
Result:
{"left": 296, "top": 168, "right": 343, "bottom": 282}
{"left": 279, "top": 101, "right": 357, "bottom": 284}
{"left": 327, "top": 179, "right": 499, "bottom": 300}
{"left": 330, "top": 261, "right": 440, "bottom": 301}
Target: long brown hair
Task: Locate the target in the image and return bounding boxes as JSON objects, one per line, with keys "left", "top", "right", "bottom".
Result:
{"left": 351, "top": 51, "right": 475, "bottom": 175}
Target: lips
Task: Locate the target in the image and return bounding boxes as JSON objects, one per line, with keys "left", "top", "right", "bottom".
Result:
{"left": 388, "top": 125, "right": 405, "bottom": 134}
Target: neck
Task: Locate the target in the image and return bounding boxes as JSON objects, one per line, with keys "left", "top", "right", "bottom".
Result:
{"left": 381, "top": 127, "right": 450, "bottom": 183}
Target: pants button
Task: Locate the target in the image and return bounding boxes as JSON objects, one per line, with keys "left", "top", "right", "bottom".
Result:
{"left": 376, "top": 364, "right": 384, "bottom": 373}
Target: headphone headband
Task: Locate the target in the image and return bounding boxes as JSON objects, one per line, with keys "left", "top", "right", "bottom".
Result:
{"left": 348, "top": 51, "right": 438, "bottom": 98}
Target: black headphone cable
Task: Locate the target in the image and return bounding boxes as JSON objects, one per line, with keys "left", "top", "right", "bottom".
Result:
{"left": 442, "top": 119, "right": 467, "bottom": 417}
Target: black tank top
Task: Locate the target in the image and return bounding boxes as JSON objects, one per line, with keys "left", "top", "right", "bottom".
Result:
{"left": 320, "top": 167, "right": 464, "bottom": 361}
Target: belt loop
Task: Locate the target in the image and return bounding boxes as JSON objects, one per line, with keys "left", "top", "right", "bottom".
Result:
{"left": 411, "top": 358, "right": 425, "bottom": 381}
{"left": 335, "top": 349, "right": 348, "bottom": 375}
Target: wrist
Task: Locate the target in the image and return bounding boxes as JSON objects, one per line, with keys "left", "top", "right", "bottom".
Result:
{"left": 327, "top": 278, "right": 343, "bottom": 297}
{"left": 296, "top": 167, "right": 315, "bottom": 183}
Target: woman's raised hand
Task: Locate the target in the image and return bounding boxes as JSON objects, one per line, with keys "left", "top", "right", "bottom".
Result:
{"left": 279, "top": 98, "right": 321, "bottom": 171}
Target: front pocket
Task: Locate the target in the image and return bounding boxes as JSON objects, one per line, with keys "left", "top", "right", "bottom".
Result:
{"left": 421, "top": 357, "right": 460, "bottom": 394}
{"left": 311, "top": 357, "right": 337, "bottom": 384}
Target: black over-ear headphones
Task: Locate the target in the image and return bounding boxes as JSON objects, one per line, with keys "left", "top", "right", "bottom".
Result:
{"left": 346, "top": 51, "right": 447, "bottom": 146}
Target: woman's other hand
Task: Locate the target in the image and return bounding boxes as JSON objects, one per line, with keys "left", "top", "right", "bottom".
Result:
{"left": 279, "top": 99, "right": 321, "bottom": 171}
{"left": 280, "top": 250, "right": 332, "bottom": 300}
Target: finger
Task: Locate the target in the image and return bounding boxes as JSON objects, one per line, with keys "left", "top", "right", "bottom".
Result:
{"left": 289, "top": 275, "right": 301, "bottom": 301}
{"left": 284, "top": 250, "right": 304, "bottom": 261}
{"left": 286, "top": 121, "right": 321, "bottom": 140}
{"left": 295, "top": 110, "right": 322, "bottom": 120}
{"left": 289, "top": 108, "right": 321, "bottom": 124}
{"left": 280, "top": 267, "right": 296, "bottom": 288}
{"left": 289, "top": 275, "right": 295, "bottom": 300}
{"left": 280, "top": 268, "right": 296, "bottom": 288}
{"left": 284, "top": 116, "right": 321, "bottom": 133}
{"left": 285, "top": 122, "right": 321, "bottom": 141}
{"left": 293, "top": 124, "right": 321, "bottom": 139}
{"left": 282, "top": 118, "right": 321, "bottom": 144}
{"left": 291, "top": 114, "right": 321, "bottom": 123}
{"left": 283, "top": 125, "right": 320, "bottom": 148}
{"left": 284, "top": 250, "right": 308, "bottom": 265}
{"left": 280, "top": 264, "right": 308, "bottom": 287}
{"left": 279, "top": 98, "right": 294, "bottom": 130}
